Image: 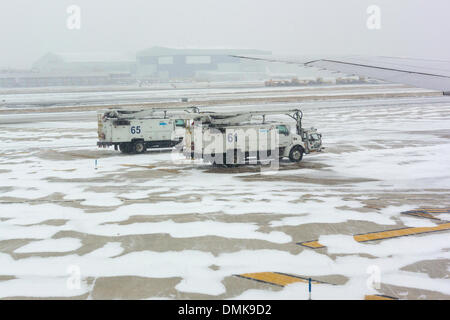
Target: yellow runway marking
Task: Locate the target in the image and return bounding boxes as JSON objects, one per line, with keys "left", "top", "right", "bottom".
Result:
{"left": 236, "top": 272, "right": 325, "bottom": 287}
{"left": 403, "top": 211, "right": 440, "bottom": 220}
{"left": 299, "top": 222, "right": 450, "bottom": 249}
{"left": 237, "top": 273, "right": 394, "bottom": 299}
{"left": 299, "top": 240, "right": 324, "bottom": 249}
{"left": 120, "top": 164, "right": 156, "bottom": 169}
{"left": 402, "top": 208, "right": 450, "bottom": 221}
{"left": 417, "top": 208, "right": 450, "bottom": 212}
{"left": 365, "top": 294, "right": 397, "bottom": 300}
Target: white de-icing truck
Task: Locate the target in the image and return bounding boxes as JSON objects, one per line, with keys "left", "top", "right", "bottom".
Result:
{"left": 97, "top": 108, "right": 185, "bottom": 154}
{"left": 182, "top": 108, "right": 323, "bottom": 166}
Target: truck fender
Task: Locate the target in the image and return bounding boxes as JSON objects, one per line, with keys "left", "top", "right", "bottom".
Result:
{"left": 284, "top": 141, "right": 304, "bottom": 156}
{"left": 288, "top": 145, "right": 305, "bottom": 162}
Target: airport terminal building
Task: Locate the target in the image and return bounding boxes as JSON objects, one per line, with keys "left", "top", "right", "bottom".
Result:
{"left": 1, "top": 47, "right": 341, "bottom": 88}
{"left": 135, "top": 47, "right": 270, "bottom": 81}
{"left": 0, "top": 47, "right": 272, "bottom": 87}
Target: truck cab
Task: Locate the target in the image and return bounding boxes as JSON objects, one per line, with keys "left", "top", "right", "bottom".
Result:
{"left": 276, "top": 123, "right": 322, "bottom": 162}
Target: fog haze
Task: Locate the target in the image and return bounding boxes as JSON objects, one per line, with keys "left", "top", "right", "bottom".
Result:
{"left": 0, "top": 0, "right": 449, "bottom": 68}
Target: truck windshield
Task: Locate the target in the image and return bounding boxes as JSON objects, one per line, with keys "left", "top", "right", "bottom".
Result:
{"left": 175, "top": 119, "right": 185, "bottom": 127}
{"left": 276, "top": 125, "right": 289, "bottom": 135}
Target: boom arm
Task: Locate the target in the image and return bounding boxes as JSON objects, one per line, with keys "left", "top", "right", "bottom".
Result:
{"left": 101, "top": 106, "right": 305, "bottom": 130}
{"left": 174, "top": 108, "right": 304, "bottom": 127}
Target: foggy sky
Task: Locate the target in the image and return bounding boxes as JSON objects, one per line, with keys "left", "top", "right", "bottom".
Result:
{"left": 0, "top": 0, "right": 449, "bottom": 69}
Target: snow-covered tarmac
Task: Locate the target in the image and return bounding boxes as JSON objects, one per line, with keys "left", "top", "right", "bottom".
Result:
{"left": 0, "top": 86, "right": 449, "bottom": 299}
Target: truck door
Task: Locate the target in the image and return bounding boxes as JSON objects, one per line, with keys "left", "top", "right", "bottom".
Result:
{"left": 276, "top": 125, "right": 290, "bottom": 147}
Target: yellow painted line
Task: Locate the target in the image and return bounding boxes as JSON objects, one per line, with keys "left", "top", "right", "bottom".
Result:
{"left": 365, "top": 295, "right": 397, "bottom": 300}
{"left": 299, "top": 222, "right": 450, "bottom": 249}
{"left": 236, "top": 272, "right": 324, "bottom": 287}
{"left": 403, "top": 208, "right": 450, "bottom": 213}
{"left": 402, "top": 211, "right": 442, "bottom": 221}
{"left": 402, "top": 208, "right": 450, "bottom": 221}
{"left": 120, "top": 164, "right": 156, "bottom": 169}
{"left": 299, "top": 240, "right": 325, "bottom": 249}
{"left": 354, "top": 223, "right": 450, "bottom": 242}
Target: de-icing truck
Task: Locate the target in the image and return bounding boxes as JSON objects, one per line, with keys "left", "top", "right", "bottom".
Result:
{"left": 97, "top": 108, "right": 185, "bottom": 154}
{"left": 182, "top": 108, "right": 323, "bottom": 166}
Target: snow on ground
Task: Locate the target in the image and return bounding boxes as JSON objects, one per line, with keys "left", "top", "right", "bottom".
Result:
{"left": 0, "top": 95, "right": 449, "bottom": 299}
{"left": 14, "top": 238, "right": 82, "bottom": 254}
{"left": 0, "top": 83, "right": 423, "bottom": 110}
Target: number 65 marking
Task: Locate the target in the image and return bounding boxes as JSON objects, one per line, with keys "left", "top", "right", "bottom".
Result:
{"left": 131, "top": 126, "right": 141, "bottom": 134}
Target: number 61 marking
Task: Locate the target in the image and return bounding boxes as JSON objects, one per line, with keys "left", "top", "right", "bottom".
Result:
{"left": 227, "top": 133, "right": 237, "bottom": 143}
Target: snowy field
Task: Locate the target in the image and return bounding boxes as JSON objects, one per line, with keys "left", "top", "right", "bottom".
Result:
{"left": 0, "top": 94, "right": 449, "bottom": 299}
{"left": 0, "top": 83, "right": 436, "bottom": 111}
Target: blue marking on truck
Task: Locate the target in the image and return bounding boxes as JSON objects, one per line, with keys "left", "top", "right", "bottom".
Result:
{"left": 159, "top": 122, "right": 167, "bottom": 126}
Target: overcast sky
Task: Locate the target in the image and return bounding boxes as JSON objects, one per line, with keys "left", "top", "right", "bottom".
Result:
{"left": 0, "top": 0, "right": 449, "bottom": 68}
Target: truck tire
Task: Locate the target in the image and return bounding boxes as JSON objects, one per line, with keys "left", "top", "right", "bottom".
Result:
{"left": 289, "top": 145, "right": 304, "bottom": 162}
{"left": 119, "top": 143, "right": 130, "bottom": 154}
{"left": 133, "top": 141, "right": 146, "bottom": 154}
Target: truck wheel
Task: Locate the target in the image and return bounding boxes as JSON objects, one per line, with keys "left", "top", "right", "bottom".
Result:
{"left": 289, "top": 145, "right": 304, "bottom": 162}
{"left": 133, "top": 141, "right": 146, "bottom": 154}
{"left": 119, "top": 143, "right": 130, "bottom": 154}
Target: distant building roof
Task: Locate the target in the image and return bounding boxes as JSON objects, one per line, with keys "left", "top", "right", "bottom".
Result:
{"left": 35, "top": 52, "right": 135, "bottom": 64}
{"left": 137, "top": 46, "right": 271, "bottom": 57}
{"left": 0, "top": 72, "right": 116, "bottom": 78}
